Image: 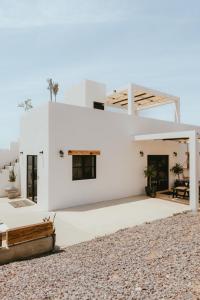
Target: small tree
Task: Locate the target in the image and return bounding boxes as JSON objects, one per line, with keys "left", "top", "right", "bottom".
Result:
{"left": 170, "top": 163, "right": 183, "bottom": 179}
{"left": 52, "top": 83, "right": 59, "bottom": 102}
{"left": 144, "top": 165, "right": 157, "bottom": 189}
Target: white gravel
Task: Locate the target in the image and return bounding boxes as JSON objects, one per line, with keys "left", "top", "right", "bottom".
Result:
{"left": 1, "top": 211, "right": 200, "bottom": 300}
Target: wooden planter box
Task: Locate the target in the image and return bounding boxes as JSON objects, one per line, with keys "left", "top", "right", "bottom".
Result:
{"left": 0, "top": 221, "right": 55, "bottom": 265}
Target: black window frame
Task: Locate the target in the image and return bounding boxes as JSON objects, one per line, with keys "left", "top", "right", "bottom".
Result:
{"left": 93, "top": 101, "right": 104, "bottom": 110}
{"left": 72, "top": 155, "right": 96, "bottom": 181}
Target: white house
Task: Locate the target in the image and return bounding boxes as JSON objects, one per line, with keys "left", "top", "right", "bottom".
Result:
{"left": 19, "top": 80, "right": 200, "bottom": 211}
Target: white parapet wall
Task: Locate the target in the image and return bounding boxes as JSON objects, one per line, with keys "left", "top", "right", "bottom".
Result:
{"left": 64, "top": 79, "right": 106, "bottom": 108}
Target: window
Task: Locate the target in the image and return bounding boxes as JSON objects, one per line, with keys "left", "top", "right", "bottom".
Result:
{"left": 93, "top": 101, "right": 104, "bottom": 110}
{"left": 72, "top": 155, "right": 96, "bottom": 180}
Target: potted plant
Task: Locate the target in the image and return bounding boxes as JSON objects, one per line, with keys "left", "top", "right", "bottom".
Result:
{"left": 170, "top": 163, "right": 184, "bottom": 187}
{"left": 5, "top": 168, "right": 18, "bottom": 199}
{"left": 144, "top": 165, "right": 157, "bottom": 197}
{"left": 170, "top": 163, "right": 183, "bottom": 179}
{"left": 9, "top": 168, "right": 16, "bottom": 187}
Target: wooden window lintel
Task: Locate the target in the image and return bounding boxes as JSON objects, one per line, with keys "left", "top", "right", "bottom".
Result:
{"left": 68, "top": 150, "right": 100, "bottom": 156}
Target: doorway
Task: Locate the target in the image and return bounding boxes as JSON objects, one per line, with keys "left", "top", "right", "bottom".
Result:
{"left": 27, "top": 155, "right": 37, "bottom": 203}
{"left": 147, "top": 155, "right": 169, "bottom": 191}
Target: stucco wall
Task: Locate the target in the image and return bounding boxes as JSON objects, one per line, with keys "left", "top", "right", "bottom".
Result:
{"left": 64, "top": 80, "right": 106, "bottom": 108}
{"left": 0, "top": 142, "right": 20, "bottom": 197}
{"left": 0, "top": 142, "right": 19, "bottom": 169}
{"left": 47, "top": 102, "right": 200, "bottom": 210}
{"left": 19, "top": 104, "right": 49, "bottom": 210}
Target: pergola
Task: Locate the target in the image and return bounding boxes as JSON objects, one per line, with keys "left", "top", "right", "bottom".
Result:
{"left": 106, "top": 83, "right": 180, "bottom": 123}
{"left": 134, "top": 130, "right": 199, "bottom": 212}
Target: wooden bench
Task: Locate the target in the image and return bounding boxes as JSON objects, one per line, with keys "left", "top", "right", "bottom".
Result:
{"left": 0, "top": 221, "right": 55, "bottom": 265}
{"left": 6, "top": 221, "right": 54, "bottom": 247}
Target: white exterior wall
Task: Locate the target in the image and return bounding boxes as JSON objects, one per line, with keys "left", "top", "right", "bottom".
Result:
{"left": 0, "top": 142, "right": 20, "bottom": 197}
{"left": 46, "top": 102, "right": 200, "bottom": 210}
{"left": 84, "top": 80, "right": 106, "bottom": 107}
{"left": 20, "top": 104, "right": 50, "bottom": 210}
{"left": 0, "top": 162, "right": 20, "bottom": 197}
{"left": 64, "top": 80, "right": 106, "bottom": 108}
{"left": 0, "top": 142, "right": 19, "bottom": 169}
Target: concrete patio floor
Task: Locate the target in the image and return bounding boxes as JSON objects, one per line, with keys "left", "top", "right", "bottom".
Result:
{"left": 0, "top": 196, "right": 188, "bottom": 248}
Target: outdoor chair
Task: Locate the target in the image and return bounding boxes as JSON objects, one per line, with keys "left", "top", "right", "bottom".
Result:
{"left": 172, "top": 186, "right": 187, "bottom": 199}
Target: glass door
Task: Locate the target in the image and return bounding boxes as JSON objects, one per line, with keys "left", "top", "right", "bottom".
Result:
{"left": 147, "top": 155, "right": 169, "bottom": 191}
{"left": 27, "top": 155, "right": 37, "bottom": 203}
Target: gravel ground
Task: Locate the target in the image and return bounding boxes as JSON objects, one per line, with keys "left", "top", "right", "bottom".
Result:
{"left": 1, "top": 211, "right": 200, "bottom": 300}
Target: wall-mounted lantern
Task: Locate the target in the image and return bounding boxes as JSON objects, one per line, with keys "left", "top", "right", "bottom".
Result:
{"left": 59, "top": 150, "right": 64, "bottom": 158}
{"left": 39, "top": 151, "right": 44, "bottom": 154}
{"left": 20, "top": 151, "right": 23, "bottom": 155}
{"left": 139, "top": 151, "right": 144, "bottom": 157}
{"left": 173, "top": 152, "right": 177, "bottom": 157}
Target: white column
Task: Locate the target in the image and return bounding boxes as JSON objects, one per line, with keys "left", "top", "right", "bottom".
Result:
{"left": 128, "top": 83, "right": 136, "bottom": 116}
{"left": 189, "top": 131, "right": 199, "bottom": 212}
{"left": 174, "top": 99, "right": 180, "bottom": 123}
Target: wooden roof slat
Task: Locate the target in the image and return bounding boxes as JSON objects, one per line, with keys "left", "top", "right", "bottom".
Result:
{"left": 134, "top": 93, "right": 146, "bottom": 98}
{"left": 113, "top": 98, "right": 128, "bottom": 105}
{"left": 134, "top": 95, "right": 156, "bottom": 103}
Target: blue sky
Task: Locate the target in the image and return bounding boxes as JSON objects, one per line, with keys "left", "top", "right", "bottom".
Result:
{"left": 0, "top": 0, "right": 200, "bottom": 147}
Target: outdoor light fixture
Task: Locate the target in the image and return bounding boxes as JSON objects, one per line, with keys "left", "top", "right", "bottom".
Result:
{"left": 39, "top": 151, "right": 44, "bottom": 154}
{"left": 173, "top": 152, "right": 177, "bottom": 157}
{"left": 20, "top": 151, "right": 23, "bottom": 155}
{"left": 139, "top": 151, "right": 144, "bottom": 157}
{"left": 59, "top": 150, "right": 64, "bottom": 158}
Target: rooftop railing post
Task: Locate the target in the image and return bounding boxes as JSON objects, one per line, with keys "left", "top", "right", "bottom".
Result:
{"left": 128, "top": 83, "right": 137, "bottom": 116}
{"left": 174, "top": 99, "right": 180, "bottom": 123}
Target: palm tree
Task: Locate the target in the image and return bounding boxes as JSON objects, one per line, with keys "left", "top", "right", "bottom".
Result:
{"left": 47, "top": 78, "right": 53, "bottom": 102}
{"left": 52, "top": 83, "right": 59, "bottom": 102}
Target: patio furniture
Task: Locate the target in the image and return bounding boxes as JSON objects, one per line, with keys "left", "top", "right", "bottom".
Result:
{"left": 174, "top": 179, "right": 189, "bottom": 188}
{"left": 172, "top": 186, "right": 188, "bottom": 199}
{"left": 185, "top": 188, "right": 190, "bottom": 199}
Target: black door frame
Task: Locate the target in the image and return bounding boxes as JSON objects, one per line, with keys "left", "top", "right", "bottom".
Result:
{"left": 27, "top": 155, "right": 37, "bottom": 203}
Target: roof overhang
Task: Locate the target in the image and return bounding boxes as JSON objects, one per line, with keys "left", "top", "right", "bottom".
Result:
{"left": 133, "top": 130, "right": 198, "bottom": 142}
